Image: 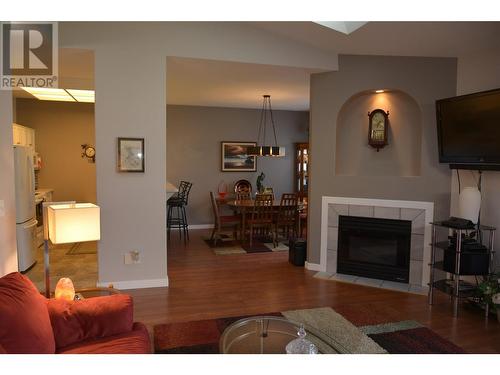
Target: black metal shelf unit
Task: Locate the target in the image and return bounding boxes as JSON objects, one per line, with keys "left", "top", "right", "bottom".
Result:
{"left": 428, "top": 221, "right": 496, "bottom": 317}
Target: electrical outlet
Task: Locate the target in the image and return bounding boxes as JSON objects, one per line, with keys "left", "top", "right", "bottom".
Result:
{"left": 124, "top": 250, "right": 141, "bottom": 265}
{"left": 0, "top": 200, "right": 4, "bottom": 217}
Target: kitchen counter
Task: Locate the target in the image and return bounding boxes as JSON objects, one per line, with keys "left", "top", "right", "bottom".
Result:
{"left": 166, "top": 182, "right": 178, "bottom": 200}
{"left": 35, "top": 188, "right": 54, "bottom": 196}
{"left": 35, "top": 188, "right": 54, "bottom": 203}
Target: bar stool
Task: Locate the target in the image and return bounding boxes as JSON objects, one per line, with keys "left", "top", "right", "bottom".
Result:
{"left": 167, "top": 181, "right": 193, "bottom": 242}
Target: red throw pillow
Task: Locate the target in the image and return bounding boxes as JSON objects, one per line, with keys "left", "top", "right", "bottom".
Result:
{"left": 47, "top": 294, "right": 133, "bottom": 349}
{"left": 0, "top": 272, "right": 56, "bottom": 354}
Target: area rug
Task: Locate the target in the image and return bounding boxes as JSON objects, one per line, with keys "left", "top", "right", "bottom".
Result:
{"left": 64, "top": 241, "right": 98, "bottom": 255}
{"left": 203, "top": 235, "right": 288, "bottom": 255}
{"left": 153, "top": 306, "right": 466, "bottom": 354}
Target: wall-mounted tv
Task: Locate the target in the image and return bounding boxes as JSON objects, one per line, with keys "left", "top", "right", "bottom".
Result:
{"left": 436, "top": 88, "right": 500, "bottom": 170}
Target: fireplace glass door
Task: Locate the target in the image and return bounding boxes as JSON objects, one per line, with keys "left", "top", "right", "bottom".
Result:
{"left": 337, "top": 215, "right": 411, "bottom": 283}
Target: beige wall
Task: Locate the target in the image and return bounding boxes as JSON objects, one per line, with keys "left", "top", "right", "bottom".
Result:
{"left": 15, "top": 99, "right": 96, "bottom": 203}
{"left": 453, "top": 51, "right": 500, "bottom": 270}
{"left": 308, "top": 55, "right": 457, "bottom": 265}
{"left": 51, "top": 22, "right": 337, "bottom": 288}
{"left": 166, "top": 105, "right": 309, "bottom": 225}
{"left": 335, "top": 90, "right": 422, "bottom": 177}
{"left": 0, "top": 92, "right": 17, "bottom": 276}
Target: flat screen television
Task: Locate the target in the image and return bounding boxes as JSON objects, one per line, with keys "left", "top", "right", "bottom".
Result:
{"left": 436, "top": 88, "right": 500, "bottom": 170}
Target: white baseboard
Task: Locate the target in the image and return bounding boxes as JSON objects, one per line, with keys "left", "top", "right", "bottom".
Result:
{"left": 188, "top": 224, "right": 214, "bottom": 230}
{"left": 97, "top": 277, "right": 169, "bottom": 290}
{"left": 305, "top": 262, "right": 323, "bottom": 271}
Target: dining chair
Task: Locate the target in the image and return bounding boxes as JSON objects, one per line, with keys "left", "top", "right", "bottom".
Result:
{"left": 209, "top": 192, "right": 240, "bottom": 244}
{"left": 247, "top": 193, "right": 275, "bottom": 247}
{"left": 262, "top": 187, "right": 275, "bottom": 200}
{"left": 236, "top": 191, "right": 252, "bottom": 201}
{"left": 275, "top": 193, "right": 299, "bottom": 242}
{"left": 234, "top": 179, "right": 252, "bottom": 195}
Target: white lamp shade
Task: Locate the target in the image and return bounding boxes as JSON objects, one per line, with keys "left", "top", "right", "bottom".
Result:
{"left": 458, "top": 187, "right": 481, "bottom": 224}
{"left": 47, "top": 203, "right": 100, "bottom": 244}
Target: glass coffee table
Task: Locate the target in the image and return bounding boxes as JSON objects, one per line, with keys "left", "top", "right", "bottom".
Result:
{"left": 219, "top": 316, "right": 348, "bottom": 354}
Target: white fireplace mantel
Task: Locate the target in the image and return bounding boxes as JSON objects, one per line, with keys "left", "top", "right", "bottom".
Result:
{"left": 318, "top": 196, "right": 434, "bottom": 287}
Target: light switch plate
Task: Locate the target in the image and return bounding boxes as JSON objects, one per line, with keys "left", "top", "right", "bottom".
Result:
{"left": 0, "top": 200, "right": 5, "bottom": 217}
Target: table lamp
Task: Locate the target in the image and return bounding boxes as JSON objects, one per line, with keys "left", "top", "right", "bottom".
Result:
{"left": 458, "top": 186, "right": 481, "bottom": 224}
{"left": 43, "top": 202, "right": 100, "bottom": 297}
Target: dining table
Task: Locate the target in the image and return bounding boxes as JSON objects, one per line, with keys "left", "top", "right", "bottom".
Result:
{"left": 225, "top": 199, "right": 304, "bottom": 242}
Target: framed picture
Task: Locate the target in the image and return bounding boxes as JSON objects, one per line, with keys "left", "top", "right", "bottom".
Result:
{"left": 117, "top": 138, "right": 145, "bottom": 172}
{"left": 221, "top": 141, "right": 257, "bottom": 172}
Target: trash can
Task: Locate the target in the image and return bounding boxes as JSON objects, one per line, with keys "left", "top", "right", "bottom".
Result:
{"left": 288, "top": 238, "right": 307, "bottom": 266}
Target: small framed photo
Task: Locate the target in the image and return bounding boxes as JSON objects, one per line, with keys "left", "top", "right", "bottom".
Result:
{"left": 117, "top": 138, "right": 145, "bottom": 172}
{"left": 221, "top": 141, "right": 257, "bottom": 172}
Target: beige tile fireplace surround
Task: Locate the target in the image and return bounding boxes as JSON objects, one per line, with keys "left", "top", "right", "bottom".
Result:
{"left": 319, "top": 197, "right": 434, "bottom": 292}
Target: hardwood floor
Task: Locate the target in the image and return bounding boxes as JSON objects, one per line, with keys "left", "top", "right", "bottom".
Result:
{"left": 127, "top": 229, "right": 500, "bottom": 353}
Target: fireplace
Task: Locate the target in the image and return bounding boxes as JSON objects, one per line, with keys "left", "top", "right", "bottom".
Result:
{"left": 337, "top": 215, "right": 412, "bottom": 283}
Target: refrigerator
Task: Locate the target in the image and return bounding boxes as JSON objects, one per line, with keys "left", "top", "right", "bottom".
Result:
{"left": 14, "top": 145, "right": 37, "bottom": 272}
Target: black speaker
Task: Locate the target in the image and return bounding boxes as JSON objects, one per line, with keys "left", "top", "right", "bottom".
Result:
{"left": 443, "top": 246, "right": 489, "bottom": 275}
{"left": 288, "top": 238, "right": 307, "bottom": 266}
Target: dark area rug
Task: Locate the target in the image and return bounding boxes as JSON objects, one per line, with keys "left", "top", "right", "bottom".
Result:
{"left": 154, "top": 307, "right": 466, "bottom": 354}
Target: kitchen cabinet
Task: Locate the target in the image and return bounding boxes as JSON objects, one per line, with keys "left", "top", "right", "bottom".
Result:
{"left": 13, "top": 123, "right": 36, "bottom": 153}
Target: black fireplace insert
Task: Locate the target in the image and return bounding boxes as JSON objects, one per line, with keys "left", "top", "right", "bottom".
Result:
{"left": 337, "top": 215, "right": 412, "bottom": 283}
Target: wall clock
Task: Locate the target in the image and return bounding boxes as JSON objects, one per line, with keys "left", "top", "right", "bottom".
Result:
{"left": 368, "top": 109, "right": 389, "bottom": 151}
{"left": 81, "top": 144, "right": 96, "bottom": 163}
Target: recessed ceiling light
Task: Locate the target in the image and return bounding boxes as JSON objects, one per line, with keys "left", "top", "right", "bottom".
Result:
{"left": 21, "top": 87, "right": 76, "bottom": 102}
{"left": 67, "top": 89, "right": 95, "bottom": 103}
{"left": 375, "top": 89, "right": 385, "bottom": 93}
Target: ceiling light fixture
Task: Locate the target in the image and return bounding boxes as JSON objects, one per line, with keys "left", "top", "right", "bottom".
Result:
{"left": 247, "top": 95, "right": 285, "bottom": 157}
{"left": 21, "top": 87, "right": 95, "bottom": 103}
{"left": 375, "top": 89, "right": 385, "bottom": 93}
{"left": 66, "top": 89, "right": 95, "bottom": 103}
{"left": 21, "top": 87, "right": 76, "bottom": 102}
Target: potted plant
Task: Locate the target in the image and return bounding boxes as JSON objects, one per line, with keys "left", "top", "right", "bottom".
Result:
{"left": 493, "top": 292, "right": 500, "bottom": 322}
{"left": 474, "top": 273, "right": 500, "bottom": 319}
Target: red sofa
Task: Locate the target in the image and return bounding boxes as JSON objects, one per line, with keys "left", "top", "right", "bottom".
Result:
{"left": 0, "top": 272, "right": 151, "bottom": 354}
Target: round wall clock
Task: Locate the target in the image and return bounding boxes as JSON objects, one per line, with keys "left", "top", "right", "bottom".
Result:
{"left": 368, "top": 109, "right": 389, "bottom": 151}
{"left": 81, "top": 144, "right": 96, "bottom": 163}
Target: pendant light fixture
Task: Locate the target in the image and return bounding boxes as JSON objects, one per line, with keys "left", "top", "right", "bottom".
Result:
{"left": 247, "top": 95, "right": 285, "bottom": 157}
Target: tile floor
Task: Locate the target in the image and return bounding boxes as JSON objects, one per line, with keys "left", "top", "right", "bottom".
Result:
{"left": 25, "top": 241, "right": 98, "bottom": 293}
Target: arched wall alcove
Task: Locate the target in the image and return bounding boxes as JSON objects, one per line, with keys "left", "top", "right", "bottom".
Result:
{"left": 335, "top": 89, "right": 422, "bottom": 177}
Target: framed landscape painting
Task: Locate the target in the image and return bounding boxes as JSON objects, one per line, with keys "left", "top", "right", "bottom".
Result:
{"left": 221, "top": 142, "right": 257, "bottom": 172}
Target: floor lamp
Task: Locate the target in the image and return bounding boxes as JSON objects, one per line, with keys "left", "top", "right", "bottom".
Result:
{"left": 43, "top": 202, "right": 101, "bottom": 298}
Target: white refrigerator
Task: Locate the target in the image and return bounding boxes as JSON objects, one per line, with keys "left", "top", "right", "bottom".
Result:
{"left": 14, "top": 145, "right": 37, "bottom": 272}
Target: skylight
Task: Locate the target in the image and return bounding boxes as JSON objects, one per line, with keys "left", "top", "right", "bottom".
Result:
{"left": 314, "top": 21, "right": 367, "bottom": 35}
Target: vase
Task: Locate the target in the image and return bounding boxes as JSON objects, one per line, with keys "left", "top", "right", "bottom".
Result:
{"left": 218, "top": 181, "right": 227, "bottom": 199}
{"left": 458, "top": 186, "right": 481, "bottom": 224}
